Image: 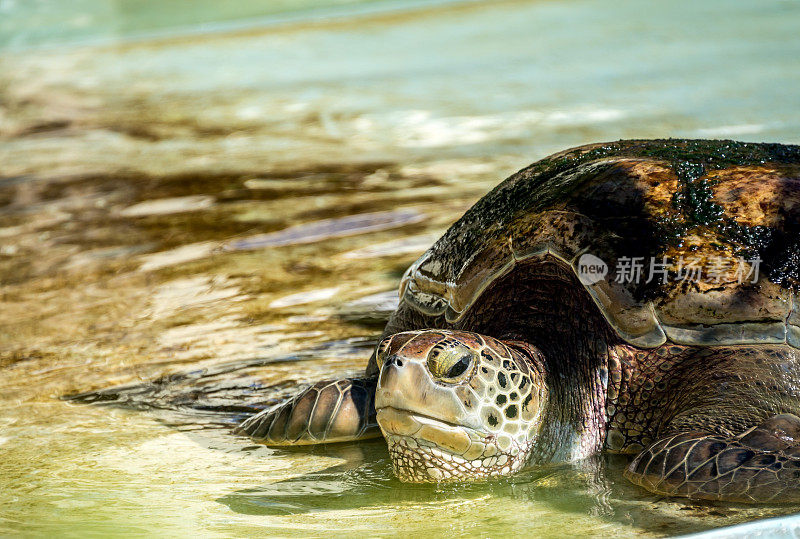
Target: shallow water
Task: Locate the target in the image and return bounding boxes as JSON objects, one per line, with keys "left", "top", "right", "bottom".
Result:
{"left": 2, "top": 0, "right": 800, "bottom": 536}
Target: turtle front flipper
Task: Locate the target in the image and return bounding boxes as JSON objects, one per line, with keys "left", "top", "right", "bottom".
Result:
{"left": 235, "top": 376, "right": 380, "bottom": 445}
{"left": 625, "top": 414, "right": 800, "bottom": 503}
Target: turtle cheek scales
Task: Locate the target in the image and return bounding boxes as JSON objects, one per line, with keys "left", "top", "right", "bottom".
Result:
{"left": 505, "top": 405, "right": 518, "bottom": 419}
{"left": 469, "top": 343, "right": 544, "bottom": 466}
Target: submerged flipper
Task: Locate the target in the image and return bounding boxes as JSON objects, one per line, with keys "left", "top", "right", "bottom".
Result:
{"left": 626, "top": 414, "right": 800, "bottom": 503}
{"left": 235, "top": 376, "right": 379, "bottom": 445}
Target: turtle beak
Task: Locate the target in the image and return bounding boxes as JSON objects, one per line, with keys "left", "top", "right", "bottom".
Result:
{"left": 375, "top": 354, "right": 425, "bottom": 412}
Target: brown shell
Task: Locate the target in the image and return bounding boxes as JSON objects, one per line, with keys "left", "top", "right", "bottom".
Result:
{"left": 400, "top": 139, "right": 800, "bottom": 349}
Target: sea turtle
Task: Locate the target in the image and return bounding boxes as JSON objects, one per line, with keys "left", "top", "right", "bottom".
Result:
{"left": 237, "top": 139, "right": 800, "bottom": 503}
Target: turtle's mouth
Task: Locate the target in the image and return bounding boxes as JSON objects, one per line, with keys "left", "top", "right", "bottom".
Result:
{"left": 376, "top": 406, "right": 524, "bottom": 483}
{"left": 376, "top": 406, "right": 477, "bottom": 448}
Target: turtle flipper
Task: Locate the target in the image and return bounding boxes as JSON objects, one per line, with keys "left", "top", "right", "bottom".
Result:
{"left": 235, "top": 376, "right": 380, "bottom": 445}
{"left": 625, "top": 414, "right": 800, "bottom": 503}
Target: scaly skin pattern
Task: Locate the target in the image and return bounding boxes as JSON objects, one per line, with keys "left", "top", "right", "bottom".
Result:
{"left": 606, "top": 344, "right": 800, "bottom": 454}
{"left": 625, "top": 414, "right": 800, "bottom": 503}
{"left": 610, "top": 343, "right": 800, "bottom": 501}
{"left": 235, "top": 377, "right": 380, "bottom": 444}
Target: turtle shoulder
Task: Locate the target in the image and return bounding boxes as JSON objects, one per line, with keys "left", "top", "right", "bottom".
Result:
{"left": 399, "top": 139, "right": 800, "bottom": 349}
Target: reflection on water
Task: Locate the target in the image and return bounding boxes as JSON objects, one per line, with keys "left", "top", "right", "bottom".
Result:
{"left": 1, "top": 0, "right": 800, "bottom": 536}
{"left": 225, "top": 209, "right": 426, "bottom": 251}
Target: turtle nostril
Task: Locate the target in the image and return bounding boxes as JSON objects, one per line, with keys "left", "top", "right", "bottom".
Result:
{"left": 384, "top": 355, "right": 404, "bottom": 368}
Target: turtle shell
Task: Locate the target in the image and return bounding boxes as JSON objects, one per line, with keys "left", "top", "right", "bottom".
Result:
{"left": 400, "top": 139, "right": 800, "bottom": 349}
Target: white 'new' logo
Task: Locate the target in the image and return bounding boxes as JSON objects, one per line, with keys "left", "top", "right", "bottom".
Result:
{"left": 577, "top": 253, "right": 608, "bottom": 285}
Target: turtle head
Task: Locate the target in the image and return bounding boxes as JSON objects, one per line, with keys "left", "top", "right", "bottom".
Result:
{"left": 374, "top": 329, "right": 547, "bottom": 482}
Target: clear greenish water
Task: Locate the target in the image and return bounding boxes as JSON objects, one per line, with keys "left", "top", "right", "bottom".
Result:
{"left": 1, "top": 0, "right": 800, "bottom": 536}
{"left": 0, "top": 0, "right": 420, "bottom": 51}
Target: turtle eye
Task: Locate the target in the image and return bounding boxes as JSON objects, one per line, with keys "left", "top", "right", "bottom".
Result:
{"left": 427, "top": 342, "right": 476, "bottom": 383}
{"left": 446, "top": 354, "right": 472, "bottom": 378}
